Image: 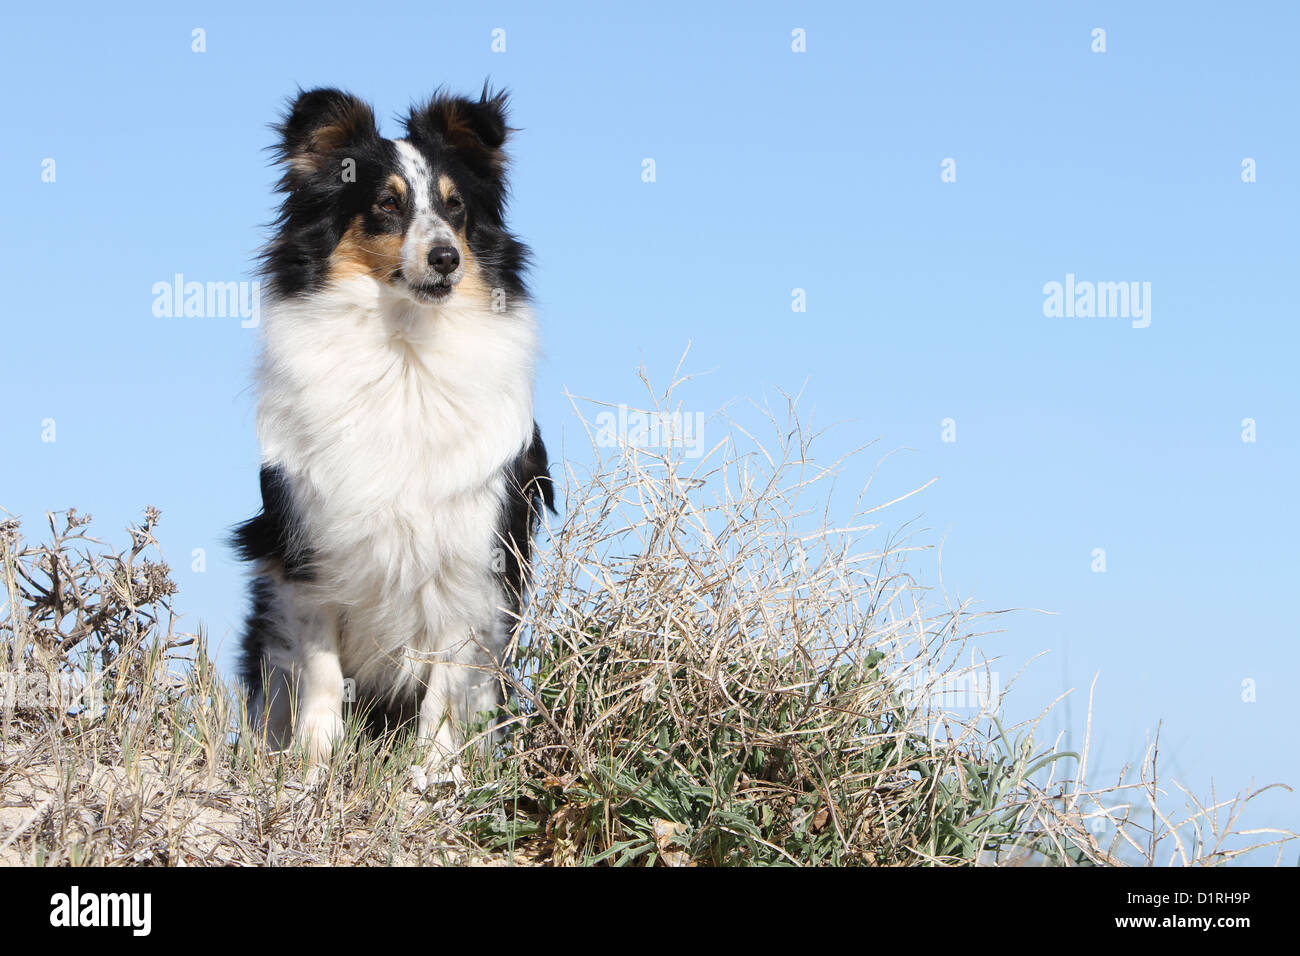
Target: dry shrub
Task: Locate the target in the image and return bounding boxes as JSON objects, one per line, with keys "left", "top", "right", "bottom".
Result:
{"left": 456, "top": 370, "right": 1295, "bottom": 866}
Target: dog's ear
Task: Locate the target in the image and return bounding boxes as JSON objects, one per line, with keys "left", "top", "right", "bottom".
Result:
{"left": 406, "top": 86, "right": 512, "bottom": 178}
{"left": 274, "top": 88, "right": 379, "bottom": 184}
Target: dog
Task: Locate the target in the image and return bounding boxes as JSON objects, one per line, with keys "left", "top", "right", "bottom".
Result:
{"left": 233, "top": 86, "right": 553, "bottom": 785}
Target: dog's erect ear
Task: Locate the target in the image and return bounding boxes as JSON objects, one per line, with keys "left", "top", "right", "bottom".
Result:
{"left": 274, "top": 88, "right": 379, "bottom": 184}
{"left": 406, "top": 86, "right": 512, "bottom": 178}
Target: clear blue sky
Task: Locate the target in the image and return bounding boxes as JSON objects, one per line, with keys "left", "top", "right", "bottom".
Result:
{"left": 3, "top": 2, "right": 1296, "bottom": 859}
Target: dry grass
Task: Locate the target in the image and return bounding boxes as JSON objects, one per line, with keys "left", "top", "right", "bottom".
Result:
{"left": 0, "top": 508, "right": 491, "bottom": 865}
{"left": 1, "top": 374, "right": 1294, "bottom": 866}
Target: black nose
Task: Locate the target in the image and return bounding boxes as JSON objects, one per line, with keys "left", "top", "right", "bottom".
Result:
{"left": 427, "top": 245, "right": 460, "bottom": 275}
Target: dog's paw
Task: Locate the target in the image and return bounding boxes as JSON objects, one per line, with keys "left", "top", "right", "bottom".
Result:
{"left": 409, "top": 762, "right": 464, "bottom": 795}
{"left": 296, "top": 709, "right": 345, "bottom": 767}
{"left": 302, "top": 763, "right": 330, "bottom": 788}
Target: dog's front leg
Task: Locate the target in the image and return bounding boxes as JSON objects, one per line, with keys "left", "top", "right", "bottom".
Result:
{"left": 411, "top": 665, "right": 464, "bottom": 791}
{"left": 293, "top": 606, "right": 346, "bottom": 766}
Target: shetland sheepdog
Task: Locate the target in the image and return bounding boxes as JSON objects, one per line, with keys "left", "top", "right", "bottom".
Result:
{"left": 234, "top": 86, "right": 552, "bottom": 785}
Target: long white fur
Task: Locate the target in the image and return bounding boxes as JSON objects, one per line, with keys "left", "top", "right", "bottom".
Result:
{"left": 250, "top": 182, "right": 538, "bottom": 772}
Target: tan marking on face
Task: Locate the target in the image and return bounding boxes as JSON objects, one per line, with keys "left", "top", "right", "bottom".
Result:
{"left": 329, "top": 216, "right": 405, "bottom": 284}
{"left": 455, "top": 244, "right": 497, "bottom": 309}
{"left": 386, "top": 174, "right": 409, "bottom": 203}
{"left": 437, "top": 175, "right": 458, "bottom": 203}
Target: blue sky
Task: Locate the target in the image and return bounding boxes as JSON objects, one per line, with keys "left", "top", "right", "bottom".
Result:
{"left": 2, "top": 2, "right": 1296, "bottom": 859}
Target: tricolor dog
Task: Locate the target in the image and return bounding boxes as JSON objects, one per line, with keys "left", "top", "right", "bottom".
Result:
{"left": 234, "top": 86, "right": 552, "bottom": 785}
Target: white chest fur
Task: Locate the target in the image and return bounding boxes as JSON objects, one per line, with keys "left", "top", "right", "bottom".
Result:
{"left": 254, "top": 277, "right": 538, "bottom": 687}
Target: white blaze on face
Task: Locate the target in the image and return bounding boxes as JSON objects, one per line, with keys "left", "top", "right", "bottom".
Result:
{"left": 394, "top": 140, "right": 459, "bottom": 285}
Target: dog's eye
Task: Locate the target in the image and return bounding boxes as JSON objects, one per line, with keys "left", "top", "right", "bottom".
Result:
{"left": 445, "top": 194, "right": 464, "bottom": 211}
{"left": 377, "top": 196, "right": 401, "bottom": 213}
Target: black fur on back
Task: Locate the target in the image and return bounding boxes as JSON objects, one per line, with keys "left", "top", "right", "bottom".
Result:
{"left": 230, "top": 465, "right": 315, "bottom": 691}
{"left": 497, "top": 424, "right": 556, "bottom": 614}
{"left": 231, "top": 464, "right": 316, "bottom": 581}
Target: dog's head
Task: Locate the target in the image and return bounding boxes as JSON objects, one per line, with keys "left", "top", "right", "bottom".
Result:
{"left": 264, "top": 86, "right": 528, "bottom": 307}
